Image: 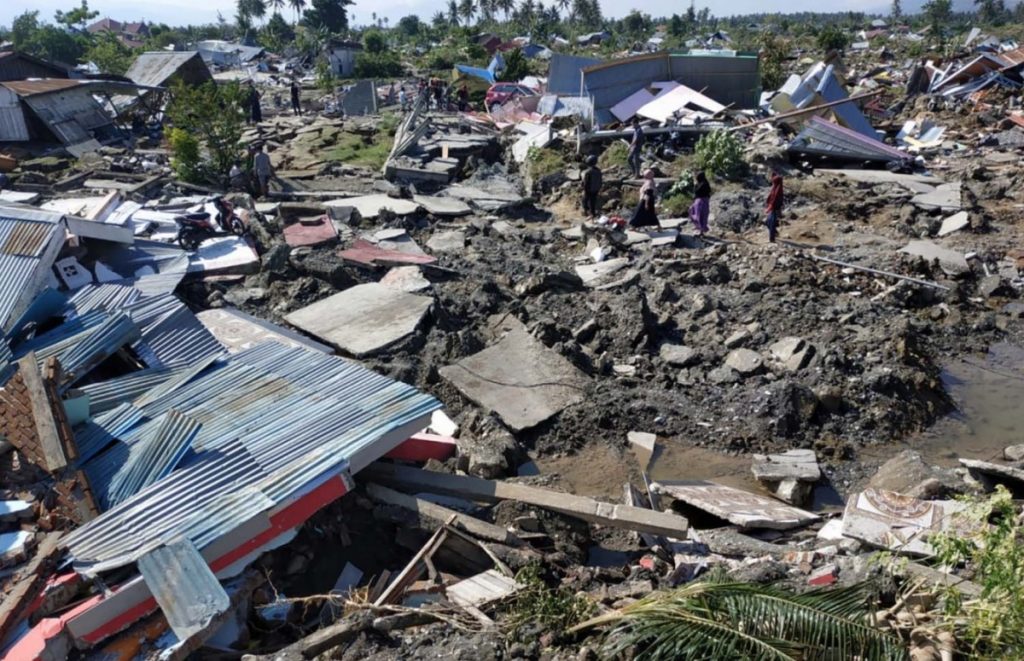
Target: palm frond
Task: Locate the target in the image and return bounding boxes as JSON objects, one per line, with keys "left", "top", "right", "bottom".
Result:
{"left": 574, "top": 580, "right": 907, "bottom": 661}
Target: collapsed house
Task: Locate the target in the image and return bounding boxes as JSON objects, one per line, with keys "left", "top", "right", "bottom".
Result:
{"left": 0, "top": 52, "right": 69, "bottom": 83}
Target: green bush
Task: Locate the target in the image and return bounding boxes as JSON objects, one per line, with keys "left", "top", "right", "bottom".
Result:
{"left": 694, "top": 130, "right": 746, "bottom": 179}
{"left": 817, "top": 24, "right": 849, "bottom": 52}
{"left": 504, "top": 563, "right": 594, "bottom": 643}
{"left": 315, "top": 59, "right": 336, "bottom": 93}
{"left": 598, "top": 142, "right": 630, "bottom": 169}
{"left": 165, "top": 81, "right": 248, "bottom": 184}
{"left": 354, "top": 52, "right": 404, "bottom": 78}
{"left": 168, "top": 128, "right": 203, "bottom": 183}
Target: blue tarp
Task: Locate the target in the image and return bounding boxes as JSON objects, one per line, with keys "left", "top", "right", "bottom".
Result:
{"left": 455, "top": 54, "right": 504, "bottom": 85}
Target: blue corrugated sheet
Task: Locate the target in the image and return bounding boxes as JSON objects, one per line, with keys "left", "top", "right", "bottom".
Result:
{"left": 789, "top": 116, "right": 909, "bottom": 164}
{"left": 77, "top": 366, "right": 182, "bottom": 414}
{"left": 58, "top": 312, "right": 141, "bottom": 386}
{"left": 138, "top": 537, "right": 230, "bottom": 641}
{"left": 547, "top": 53, "right": 602, "bottom": 95}
{"left": 0, "top": 206, "right": 65, "bottom": 334}
{"left": 75, "top": 403, "right": 146, "bottom": 465}
{"left": 123, "top": 295, "right": 226, "bottom": 369}
{"left": 88, "top": 409, "right": 200, "bottom": 509}
{"left": 63, "top": 343, "right": 441, "bottom": 576}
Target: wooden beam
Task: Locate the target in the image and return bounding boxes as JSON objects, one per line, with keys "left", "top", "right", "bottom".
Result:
{"left": 365, "top": 483, "right": 522, "bottom": 547}
{"left": 363, "top": 463, "right": 689, "bottom": 538}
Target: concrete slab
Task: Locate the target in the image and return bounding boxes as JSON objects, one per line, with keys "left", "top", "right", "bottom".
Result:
{"left": 443, "top": 184, "right": 526, "bottom": 212}
{"left": 0, "top": 191, "right": 40, "bottom": 204}
{"left": 196, "top": 307, "right": 331, "bottom": 354}
{"left": 325, "top": 195, "right": 420, "bottom": 220}
{"left": 937, "top": 211, "right": 970, "bottom": 237}
{"left": 899, "top": 240, "right": 969, "bottom": 274}
{"left": 817, "top": 168, "right": 944, "bottom": 187}
{"left": 282, "top": 216, "right": 338, "bottom": 248}
{"left": 187, "top": 236, "right": 260, "bottom": 277}
{"left": 840, "top": 488, "right": 967, "bottom": 556}
{"left": 911, "top": 182, "right": 962, "bottom": 211}
{"left": 439, "top": 317, "right": 587, "bottom": 432}
{"left": 413, "top": 196, "right": 472, "bottom": 217}
{"left": 646, "top": 229, "right": 679, "bottom": 247}
{"left": 380, "top": 266, "right": 431, "bottom": 292}
{"left": 426, "top": 230, "right": 466, "bottom": 254}
{"left": 959, "top": 458, "right": 1024, "bottom": 488}
{"left": 339, "top": 239, "right": 437, "bottom": 268}
{"left": 575, "top": 258, "right": 629, "bottom": 286}
{"left": 512, "top": 122, "right": 553, "bottom": 163}
{"left": 653, "top": 480, "right": 820, "bottom": 530}
{"left": 285, "top": 283, "right": 432, "bottom": 357}
{"left": 752, "top": 449, "right": 821, "bottom": 482}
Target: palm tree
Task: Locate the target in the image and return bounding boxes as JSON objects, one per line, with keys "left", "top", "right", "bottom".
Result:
{"left": 249, "top": 0, "right": 267, "bottom": 24}
{"left": 458, "top": 0, "right": 476, "bottom": 26}
{"left": 268, "top": 0, "right": 284, "bottom": 15}
{"left": 432, "top": 10, "right": 447, "bottom": 27}
{"left": 448, "top": 0, "right": 459, "bottom": 25}
{"left": 572, "top": 580, "right": 905, "bottom": 661}
{"left": 519, "top": 0, "right": 535, "bottom": 29}
{"left": 288, "top": 0, "right": 305, "bottom": 25}
{"left": 556, "top": 0, "right": 569, "bottom": 18}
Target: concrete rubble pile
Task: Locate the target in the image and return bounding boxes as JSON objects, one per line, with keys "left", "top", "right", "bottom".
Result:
{"left": 3, "top": 20, "right": 1024, "bottom": 660}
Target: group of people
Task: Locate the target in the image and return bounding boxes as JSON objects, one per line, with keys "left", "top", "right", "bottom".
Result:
{"left": 246, "top": 79, "right": 304, "bottom": 125}
{"left": 581, "top": 151, "right": 785, "bottom": 243}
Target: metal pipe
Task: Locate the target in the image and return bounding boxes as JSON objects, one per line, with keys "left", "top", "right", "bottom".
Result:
{"left": 806, "top": 252, "right": 950, "bottom": 291}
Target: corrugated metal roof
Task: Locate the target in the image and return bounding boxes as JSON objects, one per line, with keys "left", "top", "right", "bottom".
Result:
{"left": 58, "top": 312, "right": 141, "bottom": 386}
{"left": 1, "top": 79, "right": 85, "bottom": 96}
{"left": 125, "top": 51, "right": 205, "bottom": 88}
{"left": 0, "top": 206, "right": 64, "bottom": 333}
{"left": 74, "top": 403, "right": 146, "bottom": 465}
{"left": 77, "top": 366, "right": 181, "bottom": 414}
{"left": 788, "top": 116, "right": 908, "bottom": 163}
{"left": 0, "top": 105, "right": 29, "bottom": 142}
{"left": 63, "top": 343, "right": 441, "bottom": 575}
{"left": 89, "top": 409, "right": 201, "bottom": 508}
{"left": 138, "top": 537, "right": 230, "bottom": 641}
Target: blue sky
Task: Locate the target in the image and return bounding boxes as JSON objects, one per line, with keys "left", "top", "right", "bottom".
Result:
{"left": 0, "top": 0, "right": 978, "bottom": 31}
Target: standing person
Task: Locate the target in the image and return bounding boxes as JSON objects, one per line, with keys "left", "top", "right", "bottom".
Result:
{"left": 248, "top": 82, "right": 262, "bottom": 124}
{"left": 399, "top": 87, "right": 408, "bottom": 111}
{"left": 628, "top": 117, "right": 644, "bottom": 179}
{"left": 581, "top": 155, "right": 603, "bottom": 219}
{"left": 290, "top": 80, "right": 302, "bottom": 116}
{"left": 764, "top": 171, "right": 784, "bottom": 243}
{"left": 253, "top": 145, "right": 274, "bottom": 199}
{"left": 457, "top": 83, "right": 469, "bottom": 112}
{"left": 689, "top": 171, "right": 712, "bottom": 236}
{"left": 229, "top": 160, "right": 245, "bottom": 191}
{"left": 433, "top": 80, "right": 444, "bottom": 109}
{"left": 629, "top": 169, "right": 659, "bottom": 227}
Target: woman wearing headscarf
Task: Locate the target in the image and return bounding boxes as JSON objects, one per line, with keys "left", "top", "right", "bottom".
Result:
{"left": 689, "top": 171, "right": 711, "bottom": 236}
{"left": 764, "top": 171, "right": 784, "bottom": 243}
{"left": 629, "top": 169, "right": 659, "bottom": 227}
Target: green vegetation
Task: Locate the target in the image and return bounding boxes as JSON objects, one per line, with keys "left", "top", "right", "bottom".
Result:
{"left": 324, "top": 115, "right": 399, "bottom": 169}
{"left": 504, "top": 563, "right": 595, "bottom": 643}
{"left": 165, "top": 81, "right": 248, "bottom": 184}
{"left": 525, "top": 146, "right": 567, "bottom": 180}
{"left": 499, "top": 48, "right": 530, "bottom": 83}
{"left": 353, "top": 29, "right": 403, "bottom": 78}
{"left": 661, "top": 169, "right": 696, "bottom": 216}
{"left": 574, "top": 579, "right": 903, "bottom": 660}
{"left": 931, "top": 486, "right": 1024, "bottom": 658}
{"left": 598, "top": 142, "right": 629, "bottom": 170}
{"left": 694, "top": 130, "right": 746, "bottom": 179}
{"left": 758, "top": 31, "right": 788, "bottom": 91}
{"left": 167, "top": 128, "right": 203, "bottom": 183}
{"left": 816, "top": 24, "right": 850, "bottom": 52}
{"left": 84, "top": 31, "right": 133, "bottom": 76}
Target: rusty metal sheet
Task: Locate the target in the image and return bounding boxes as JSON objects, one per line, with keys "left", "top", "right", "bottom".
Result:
{"left": 0, "top": 221, "right": 57, "bottom": 257}
{"left": 653, "top": 480, "right": 820, "bottom": 530}
{"left": 338, "top": 239, "right": 437, "bottom": 267}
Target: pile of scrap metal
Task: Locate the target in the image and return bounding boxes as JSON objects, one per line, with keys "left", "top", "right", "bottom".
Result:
{"left": 755, "top": 61, "right": 915, "bottom": 168}
{"left": 0, "top": 203, "right": 448, "bottom": 658}
{"left": 383, "top": 94, "right": 498, "bottom": 185}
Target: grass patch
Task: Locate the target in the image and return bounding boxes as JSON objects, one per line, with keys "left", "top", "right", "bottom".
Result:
{"left": 526, "top": 146, "right": 568, "bottom": 180}
{"left": 503, "top": 563, "right": 594, "bottom": 644}
{"left": 599, "top": 142, "right": 629, "bottom": 169}
{"left": 324, "top": 116, "right": 401, "bottom": 170}
{"left": 661, "top": 193, "right": 691, "bottom": 217}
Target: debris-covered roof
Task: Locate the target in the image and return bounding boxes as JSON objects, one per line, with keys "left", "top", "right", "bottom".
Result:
{"left": 125, "top": 51, "right": 212, "bottom": 89}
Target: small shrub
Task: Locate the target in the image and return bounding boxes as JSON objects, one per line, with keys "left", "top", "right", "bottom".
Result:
{"left": 504, "top": 563, "right": 594, "bottom": 643}
{"left": 598, "top": 142, "right": 629, "bottom": 170}
{"left": 354, "top": 52, "right": 404, "bottom": 78}
{"left": 817, "top": 24, "right": 849, "bottom": 52}
{"left": 526, "top": 146, "right": 566, "bottom": 180}
{"left": 694, "top": 129, "right": 746, "bottom": 179}
{"left": 315, "top": 59, "right": 336, "bottom": 93}
{"left": 168, "top": 128, "right": 203, "bottom": 183}
{"left": 931, "top": 486, "right": 1024, "bottom": 658}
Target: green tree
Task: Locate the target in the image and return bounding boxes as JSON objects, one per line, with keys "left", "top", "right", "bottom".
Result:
{"left": 54, "top": 0, "right": 98, "bottom": 31}
{"left": 758, "top": 30, "right": 787, "bottom": 91}
{"left": 458, "top": 0, "right": 476, "bottom": 26}
{"left": 261, "top": 12, "right": 295, "bottom": 51}
{"left": 816, "top": 24, "right": 849, "bottom": 52}
{"left": 431, "top": 11, "right": 447, "bottom": 28}
{"left": 499, "top": 48, "right": 529, "bottom": 82}
{"left": 165, "top": 81, "right": 248, "bottom": 184}
{"left": 85, "top": 31, "right": 133, "bottom": 75}
{"left": 891, "top": 0, "right": 902, "bottom": 21}
{"left": 923, "top": 0, "right": 952, "bottom": 36}
{"left": 622, "top": 11, "right": 649, "bottom": 40}
{"left": 289, "top": 0, "right": 307, "bottom": 25}
{"left": 303, "top": 0, "right": 353, "bottom": 33}
{"left": 976, "top": 0, "right": 1007, "bottom": 25}
{"left": 11, "top": 11, "right": 41, "bottom": 51}
{"left": 448, "top": 0, "right": 460, "bottom": 25}
{"left": 397, "top": 14, "right": 422, "bottom": 37}
{"left": 669, "top": 14, "right": 685, "bottom": 37}
{"left": 363, "top": 29, "right": 387, "bottom": 53}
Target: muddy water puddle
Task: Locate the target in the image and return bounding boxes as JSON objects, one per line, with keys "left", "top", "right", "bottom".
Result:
{"left": 876, "top": 342, "right": 1024, "bottom": 468}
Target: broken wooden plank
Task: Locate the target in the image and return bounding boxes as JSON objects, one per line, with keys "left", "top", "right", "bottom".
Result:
{"left": 364, "top": 463, "right": 689, "bottom": 538}
{"left": 373, "top": 520, "right": 451, "bottom": 607}
{"left": 365, "top": 482, "right": 522, "bottom": 547}
{"left": 446, "top": 569, "right": 521, "bottom": 609}
{"left": 902, "top": 562, "right": 983, "bottom": 599}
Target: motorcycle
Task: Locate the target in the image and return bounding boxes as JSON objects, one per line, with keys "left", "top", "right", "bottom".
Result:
{"left": 174, "top": 197, "right": 249, "bottom": 251}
